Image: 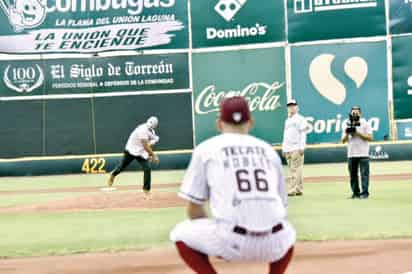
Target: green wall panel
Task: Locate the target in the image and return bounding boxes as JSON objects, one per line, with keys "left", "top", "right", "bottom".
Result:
{"left": 287, "top": 0, "right": 386, "bottom": 42}
{"left": 390, "top": 0, "right": 412, "bottom": 34}
{"left": 93, "top": 93, "right": 193, "bottom": 154}
{"left": 45, "top": 98, "right": 94, "bottom": 155}
{"left": 0, "top": 100, "right": 43, "bottom": 158}
{"left": 392, "top": 36, "right": 412, "bottom": 119}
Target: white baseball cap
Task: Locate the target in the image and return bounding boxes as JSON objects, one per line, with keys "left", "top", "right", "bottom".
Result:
{"left": 287, "top": 99, "right": 298, "bottom": 106}
{"left": 146, "top": 116, "right": 159, "bottom": 129}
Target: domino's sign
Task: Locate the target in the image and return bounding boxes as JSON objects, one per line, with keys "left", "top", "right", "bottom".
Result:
{"left": 191, "top": 0, "right": 285, "bottom": 48}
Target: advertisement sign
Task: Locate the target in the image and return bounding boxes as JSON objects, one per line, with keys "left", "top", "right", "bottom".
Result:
{"left": 0, "top": 0, "right": 188, "bottom": 53}
{"left": 0, "top": 53, "right": 189, "bottom": 97}
{"left": 369, "top": 144, "right": 390, "bottom": 160}
{"left": 390, "top": 0, "right": 412, "bottom": 34}
{"left": 392, "top": 36, "right": 412, "bottom": 119}
{"left": 396, "top": 120, "right": 412, "bottom": 140}
{"left": 291, "top": 41, "right": 390, "bottom": 143}
{"left": 191, "top": 0, "right": 285, "bottom": 48}
{"left": 192, "top": 47, "right": 287, "bottom": 145}
{"left": 287, "top": 0, "right": 386, "bottom": 42}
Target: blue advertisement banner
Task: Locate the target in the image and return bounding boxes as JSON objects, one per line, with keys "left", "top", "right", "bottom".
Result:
{"left": 291, "top": 41, "right": 390, "bottom": 143}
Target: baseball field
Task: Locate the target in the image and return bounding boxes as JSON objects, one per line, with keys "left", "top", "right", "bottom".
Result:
{"left": 0, "top": 161, "right": 412, "bottom": 274}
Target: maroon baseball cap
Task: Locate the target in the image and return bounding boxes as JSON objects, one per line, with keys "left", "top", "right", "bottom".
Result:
{"left": 219, "top": 96, "right": 251, "bottom": 124}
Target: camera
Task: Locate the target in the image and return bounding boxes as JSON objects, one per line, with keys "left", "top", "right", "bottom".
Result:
{"left": 345, "top": 113, "right": 360, "bottom": 134}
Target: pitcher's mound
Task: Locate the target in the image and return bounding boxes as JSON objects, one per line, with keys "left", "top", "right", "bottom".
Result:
{"left": 0, "top": 191, "right": 184, "bottom": 213}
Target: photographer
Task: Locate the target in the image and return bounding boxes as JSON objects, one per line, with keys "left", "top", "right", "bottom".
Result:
{"left": 342, "top": 106, "right": 373, "bottom": 199}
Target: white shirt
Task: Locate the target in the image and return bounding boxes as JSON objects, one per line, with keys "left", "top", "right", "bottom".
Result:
{"left": 282, "top": 113, "right": 308, "bottom": 153}
{"left": 125, "top": 123, "right": 159, "bottom": 158}
{"left": 179, "top": 133, "right": 287, "bottom": 231}
{"left": 342, "top": 118, "right": 372, "bottom": 158}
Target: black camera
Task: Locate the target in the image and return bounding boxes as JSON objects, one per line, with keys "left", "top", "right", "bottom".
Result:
{"left": 345, "top": 113, "right": 360, "bottom": 134}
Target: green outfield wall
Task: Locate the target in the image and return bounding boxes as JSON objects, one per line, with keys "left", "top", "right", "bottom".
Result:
{"left": 1, "top": 142, "right": 411, "bottom": 177}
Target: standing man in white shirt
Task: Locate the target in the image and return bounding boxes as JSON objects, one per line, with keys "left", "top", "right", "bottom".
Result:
{"left": 107, "top": 116, "right": 160, "bottom": 198}
{"left": 342, "top": 106, "right": 373, "bottom": 199}
{"left": 282, "top": 99, "right": 308, "bottom": 196}
{"left": 170, "top": 96, "right": 295, "bottom": 274}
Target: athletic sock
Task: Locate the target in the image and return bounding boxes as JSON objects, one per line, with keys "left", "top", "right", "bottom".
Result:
{"left": 269, "top": 246, "right": 294, "bottom": 274}
{"left": 175, "top": 241, "right": 217, "bottom": 274}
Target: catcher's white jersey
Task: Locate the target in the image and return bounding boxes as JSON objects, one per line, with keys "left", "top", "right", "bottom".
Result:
{"left": 171, "top": 133, "right": 296, "bottom": 262}
{"left": 125, "top": 123, "right": 159, "bottom": 159}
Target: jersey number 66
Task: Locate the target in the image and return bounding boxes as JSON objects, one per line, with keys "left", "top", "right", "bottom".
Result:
{"left": 235, "top": 169, "right": 269, "bottom": 192}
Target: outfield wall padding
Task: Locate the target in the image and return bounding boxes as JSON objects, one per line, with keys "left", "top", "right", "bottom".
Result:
{"left": 0, "top": 93, "right": 194, "bottom": 158}
{"left": 1, "top": 142, "right": 410, "bottom": 177}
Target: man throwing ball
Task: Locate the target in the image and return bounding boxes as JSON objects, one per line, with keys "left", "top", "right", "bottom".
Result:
{"left": 170, "top": 97, "right": 295, "bottom": 274}
{"left": 108, "top": 116, "right": 160, "bottom": 199}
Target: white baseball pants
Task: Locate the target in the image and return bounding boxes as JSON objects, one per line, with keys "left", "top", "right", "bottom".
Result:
{"left": 170, "top": 218, "right": 296, "bottom": 263}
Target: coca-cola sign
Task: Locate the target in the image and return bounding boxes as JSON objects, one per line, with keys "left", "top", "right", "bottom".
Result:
{"left": 195, "top": 81, "right": 284, "bottom": 115}
{"left": 192, "top": 47, "right": 287, "bottom": 145}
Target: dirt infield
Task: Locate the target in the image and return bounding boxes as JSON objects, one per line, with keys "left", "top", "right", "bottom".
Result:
{"left": 1, "top": 240, "right": 411, "bottom": 274}
{"left": 0, "top": 191, "right": 184, "bottom": 213}
{"left": 0, "top": 183, "right": 181, "bottom": 196}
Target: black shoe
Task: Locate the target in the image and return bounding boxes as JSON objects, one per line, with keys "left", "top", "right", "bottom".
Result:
{"left": 295, "top": 192, "right": 303, "bottom": 196}
{"left": 360, "top": 194, "right": 369, "bottom": 199}
{"left": 350, "top": 194, "right": 360, "bottom": 199}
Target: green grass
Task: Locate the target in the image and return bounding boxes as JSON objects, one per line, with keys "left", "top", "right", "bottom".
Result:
{"left": 0, "top": 180, "right": 411, "bottom": 257}
{"left": 304, "top": 161, "right": 412, "bottom": 177}
{"left": 0, "top": 162, "right": 412, "bottom": 258}
{"left": 289, "top": 181, "right": 412, "bottom": 240}
{"left": 0, "top": 208, "right": 184, "bottom": 257}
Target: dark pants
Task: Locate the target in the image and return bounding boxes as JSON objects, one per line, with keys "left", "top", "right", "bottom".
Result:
{"left": 111, "top": 151, "right": 151, "bottom": 191}
{"left": 348, "top": 157, "right": 370, "bottom": 196}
